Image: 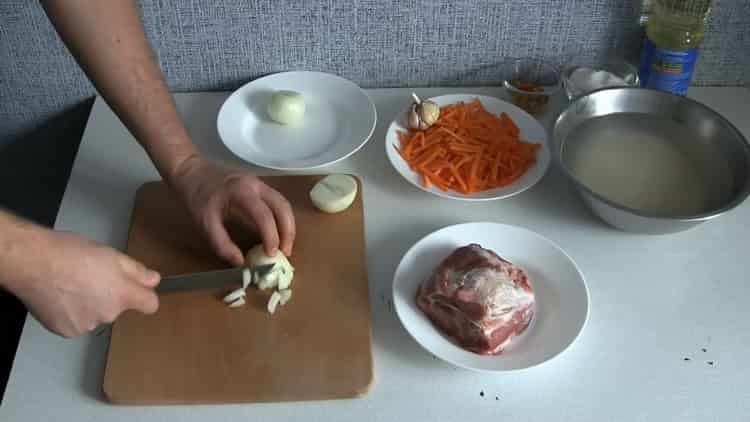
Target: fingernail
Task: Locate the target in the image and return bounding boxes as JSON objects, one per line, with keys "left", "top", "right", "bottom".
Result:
{"left": 148, "top": 270, "right": 160, "bottom": 280}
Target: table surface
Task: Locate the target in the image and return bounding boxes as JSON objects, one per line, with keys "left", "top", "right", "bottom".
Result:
{"left": 2, "top": 87, "right": 749, "bottom": 421}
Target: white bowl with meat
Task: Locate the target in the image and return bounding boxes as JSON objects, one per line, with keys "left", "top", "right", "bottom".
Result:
{"left": 392, "top": 222, "right": 588, "bottom": 371}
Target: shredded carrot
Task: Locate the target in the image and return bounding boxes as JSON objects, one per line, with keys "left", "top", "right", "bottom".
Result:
{"left": 396, "top": 99, "right": 540, "bottom": 194}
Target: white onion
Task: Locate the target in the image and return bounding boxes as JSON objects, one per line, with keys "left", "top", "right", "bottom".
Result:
{"left": 245, "top": 244, "right": 294, "bottom": 291}
{"left": 310, "top": 174, "right": 358, "bottom": 213}
{"left": 267, "top": 90, "right": 305, "bottom": 125}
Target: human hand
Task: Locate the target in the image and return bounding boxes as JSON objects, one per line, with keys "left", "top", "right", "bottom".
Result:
{"left": 169, "top": 156, "right": 296, "bottom": 265}
{"left": 9, "top": 231, "right": 160, "bottom": 338}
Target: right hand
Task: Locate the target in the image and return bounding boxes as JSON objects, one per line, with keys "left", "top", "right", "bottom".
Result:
{"left": 169, "top": 156, "right": 296, "bottom": 265}
{"left": 10, "top": 231, "right": 160, "bottom": 338}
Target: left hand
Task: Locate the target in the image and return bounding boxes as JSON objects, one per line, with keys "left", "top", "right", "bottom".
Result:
{"left": 169, "top": 156, "right": 296, "bottom": 266}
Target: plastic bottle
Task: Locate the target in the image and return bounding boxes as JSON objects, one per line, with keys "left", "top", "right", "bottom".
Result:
{"left": 638, "top": 0, "right": 711, "bottom": 96}
{"left": 638, "top": 0, "right": 652, "bottom": 27}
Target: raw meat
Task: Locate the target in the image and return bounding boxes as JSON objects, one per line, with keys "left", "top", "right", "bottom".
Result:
{"left": 416, "top": 244, "right": 535, "bottom": 355}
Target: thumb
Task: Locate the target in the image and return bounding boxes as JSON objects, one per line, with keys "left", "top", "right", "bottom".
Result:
{"left": 119, "top": 254, "right": 161, "bottom": 288}
{"left": 123, "top": 284, "right": 160, "bottom": 315}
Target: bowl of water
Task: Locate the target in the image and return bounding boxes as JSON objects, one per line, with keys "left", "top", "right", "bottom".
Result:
{"left": 553, "top": 88, "right": 750, "bottom": 234}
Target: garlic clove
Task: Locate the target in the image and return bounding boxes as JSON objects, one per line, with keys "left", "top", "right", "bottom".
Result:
{"left": 407, "top": 104, "right": 422, "bottom": 130}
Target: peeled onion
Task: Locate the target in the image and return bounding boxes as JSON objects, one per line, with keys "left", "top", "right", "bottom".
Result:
{"left": 310, "top": 174, "right": 358, "bottom": 213}
{"left": 245, "top": 244, "right": 294, "bottom": 291}
{"left": 267, "top": 90, "right": 305, "bottom": 125}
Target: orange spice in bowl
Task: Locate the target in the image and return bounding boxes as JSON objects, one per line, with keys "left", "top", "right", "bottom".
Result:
{"left": 503, "top": 58, "right": 561, "bottom": 114}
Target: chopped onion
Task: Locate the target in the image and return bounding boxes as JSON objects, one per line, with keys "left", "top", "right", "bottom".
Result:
{"left": 267, "top": 291, "right": 282, "bottom": 314}
{"left": 257, "top": 271, "right": 279, "bottom": 291}
{"left": 228, "top": 297, "right": 246, "bottom": 308}
{"left": 278, "top": 269, "right": 294, "bottom": 290}
{"left": 279, "top": 289, "right": 292, "bottom": 306}
{"left": 246, "top": 244, "right": 295, "bottom": 292}
{"left": 242, "top": 268, "right": 252, "bottom": 289}
{"left": 246, "top": 245, "right": 295, "bottom": 273}
{"left": 223, "top": 288, "right": 246, "bottom": 304}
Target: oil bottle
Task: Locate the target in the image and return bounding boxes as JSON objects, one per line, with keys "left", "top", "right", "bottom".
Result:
{"left": 638, "top": 0, "right": 711, "bottom": 95}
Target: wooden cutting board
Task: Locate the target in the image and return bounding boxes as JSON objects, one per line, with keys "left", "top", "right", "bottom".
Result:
{"left": 103, "top": 176, "right": 373, "bottom": 405}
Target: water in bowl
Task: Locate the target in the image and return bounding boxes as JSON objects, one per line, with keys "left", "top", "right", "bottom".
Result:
{"left": 562, "top": 113, "right": 732, "bottom": 216}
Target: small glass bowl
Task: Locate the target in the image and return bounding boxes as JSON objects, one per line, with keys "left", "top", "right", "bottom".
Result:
{"left": 502, "top": 58, "right": 562, "bottom": 115}
{"left": 562, "top": 60, "right": 640, "bottom": 100}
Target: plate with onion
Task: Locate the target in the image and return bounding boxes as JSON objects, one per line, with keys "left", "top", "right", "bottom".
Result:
{"left": 218, "top": 71, "right": 377, "bottom": 170}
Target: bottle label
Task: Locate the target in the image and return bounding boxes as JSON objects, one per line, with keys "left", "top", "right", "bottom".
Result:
{"left": 638, "top": 38, "right": 698, "bottom": 96}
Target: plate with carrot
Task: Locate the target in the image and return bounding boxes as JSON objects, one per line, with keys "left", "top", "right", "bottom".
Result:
{"left": 385, "top": 94, "right": 550, "bottom": 201}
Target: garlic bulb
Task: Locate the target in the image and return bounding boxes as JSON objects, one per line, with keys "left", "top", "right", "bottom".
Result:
{"left": 407, "top": 93, "right": 440, "bottom": 130}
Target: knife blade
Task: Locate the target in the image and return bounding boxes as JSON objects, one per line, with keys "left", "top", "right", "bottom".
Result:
{"left": 156, "top": 267, "right": 244, "bottom": 294}
{"left": 156, "top": 264, "right": 277, "bottom": 294}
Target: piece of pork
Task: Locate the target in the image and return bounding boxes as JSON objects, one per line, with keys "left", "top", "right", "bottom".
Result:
{"left": 416, "top": 244, "right": 534, "bottom": 355}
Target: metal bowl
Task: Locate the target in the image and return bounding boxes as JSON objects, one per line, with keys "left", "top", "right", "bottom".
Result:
{"left": 553, "top": 88, "right": 750, "bottom": 234}
{"left": 561, "top": 60, "right": 639, "bottom": 101}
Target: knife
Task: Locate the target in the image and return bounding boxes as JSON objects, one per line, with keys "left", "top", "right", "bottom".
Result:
{"left": 156, "top": 264, "right": 276, "bottom": 294}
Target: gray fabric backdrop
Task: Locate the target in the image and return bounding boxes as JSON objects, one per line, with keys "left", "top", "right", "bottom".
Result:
{"left": 1, "top": 0, "right": 748, "bottom": 144}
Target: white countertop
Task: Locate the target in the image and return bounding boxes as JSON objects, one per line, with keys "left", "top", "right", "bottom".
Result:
{"left": 3, "top": 87, "right": 750, "bottom": 421}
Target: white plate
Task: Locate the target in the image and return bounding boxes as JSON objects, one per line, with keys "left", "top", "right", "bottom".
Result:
{"left": 385, "top": 94, "right": 550, "bottom": 201}
{"left": 217, "top": 71, "right": 377, "bottom": 170}
{"left": 392, "top": 222, "right": 588, "bottom": 371}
